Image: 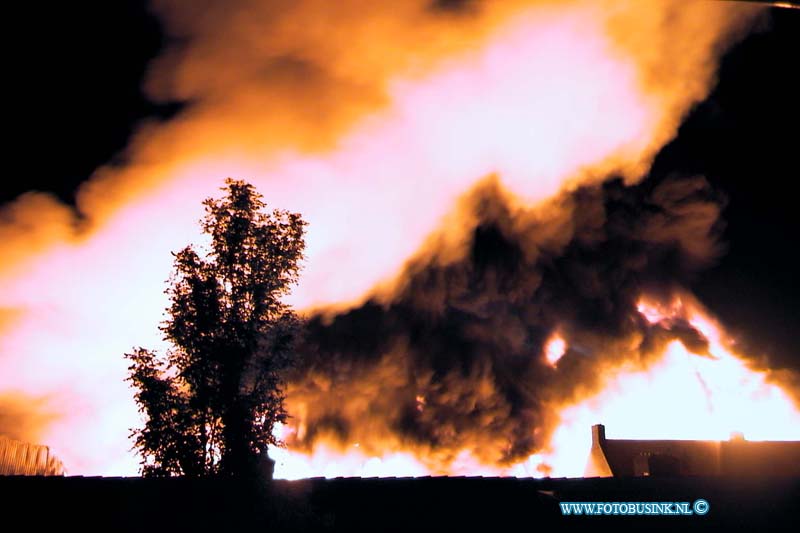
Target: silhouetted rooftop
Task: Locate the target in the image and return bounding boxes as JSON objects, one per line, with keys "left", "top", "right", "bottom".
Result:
{"left": 1, "top": 473, "right": 797, "bottom": 532}
{"left": 589, "top": 424, "right": 800, "bottom": 478}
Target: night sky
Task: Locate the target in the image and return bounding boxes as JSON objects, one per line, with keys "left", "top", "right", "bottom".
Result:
{"left": 5, "top": 2, "right": 799, "bottom": 372}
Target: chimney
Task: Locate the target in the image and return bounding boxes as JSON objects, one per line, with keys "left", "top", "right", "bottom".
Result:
{"left": 586, "top": 424, "right": 613, "bottom": 477}
{"left": 592, "top": 424, "right": 606, "bottom": 446}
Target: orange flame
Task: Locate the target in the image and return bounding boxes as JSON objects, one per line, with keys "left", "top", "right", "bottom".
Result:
{"left": 548, "top": 296, "right": 800, "bottom": 477}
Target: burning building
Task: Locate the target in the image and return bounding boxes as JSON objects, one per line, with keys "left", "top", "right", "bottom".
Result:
{"left": 588, "top": 423, "right": 800, "bottom": 478}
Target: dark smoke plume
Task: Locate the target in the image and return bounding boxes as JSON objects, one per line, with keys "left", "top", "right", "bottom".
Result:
{"left": 286, "top": 175, "right": 727, "bottom": 467}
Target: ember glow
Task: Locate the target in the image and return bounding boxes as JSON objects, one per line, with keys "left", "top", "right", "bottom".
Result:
{"left": 544, "top": 334, "right": 567, "bottom": 368}
{"left": 1, "top": 0, "right": 794, "bottom": 477}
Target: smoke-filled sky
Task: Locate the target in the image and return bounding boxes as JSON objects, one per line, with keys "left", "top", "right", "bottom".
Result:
{"left": 2, "top": 1, "right": 799, "bottom": 475}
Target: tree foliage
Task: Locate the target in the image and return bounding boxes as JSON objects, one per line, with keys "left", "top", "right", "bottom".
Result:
{"left": 126, "top": 179, "right": 307, "bottom": 477}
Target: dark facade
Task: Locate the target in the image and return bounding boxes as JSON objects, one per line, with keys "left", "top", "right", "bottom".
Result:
{"left": 588, "top": 424, "right": 800, "bottom": 478}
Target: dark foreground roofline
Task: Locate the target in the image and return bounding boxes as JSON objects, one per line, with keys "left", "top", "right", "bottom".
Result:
{"left": 2, "top": 474, "right": 798, "bottom": 532}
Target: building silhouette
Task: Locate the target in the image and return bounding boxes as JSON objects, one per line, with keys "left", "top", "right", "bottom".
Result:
{"left": 587, "top": 423, "right": 800, "bottom": 477}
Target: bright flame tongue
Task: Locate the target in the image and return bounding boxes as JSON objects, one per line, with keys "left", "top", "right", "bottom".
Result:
{"left": 273, "top": 296, "right": 800, "bottom": 479}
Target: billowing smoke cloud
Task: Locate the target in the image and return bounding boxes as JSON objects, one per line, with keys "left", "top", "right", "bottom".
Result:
{"left": 0, "top": 1, "right": 763, "bottom": 474}
{"left": 285, "top": 175, "right": 727, "bottom": 469}
{"left": 0, "top": 393, "right": 59, "bottom": 443}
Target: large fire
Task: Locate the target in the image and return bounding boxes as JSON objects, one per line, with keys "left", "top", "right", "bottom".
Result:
{"left": 271, "top": 294, "right": 800, "bottom": 479}
{"left": 1, "top": 1, "right": 796, "bottom": 478}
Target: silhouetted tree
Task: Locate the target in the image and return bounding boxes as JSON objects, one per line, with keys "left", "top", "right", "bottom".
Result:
{"left": 126, "top": 179, "right": 307, "bottom": 477}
